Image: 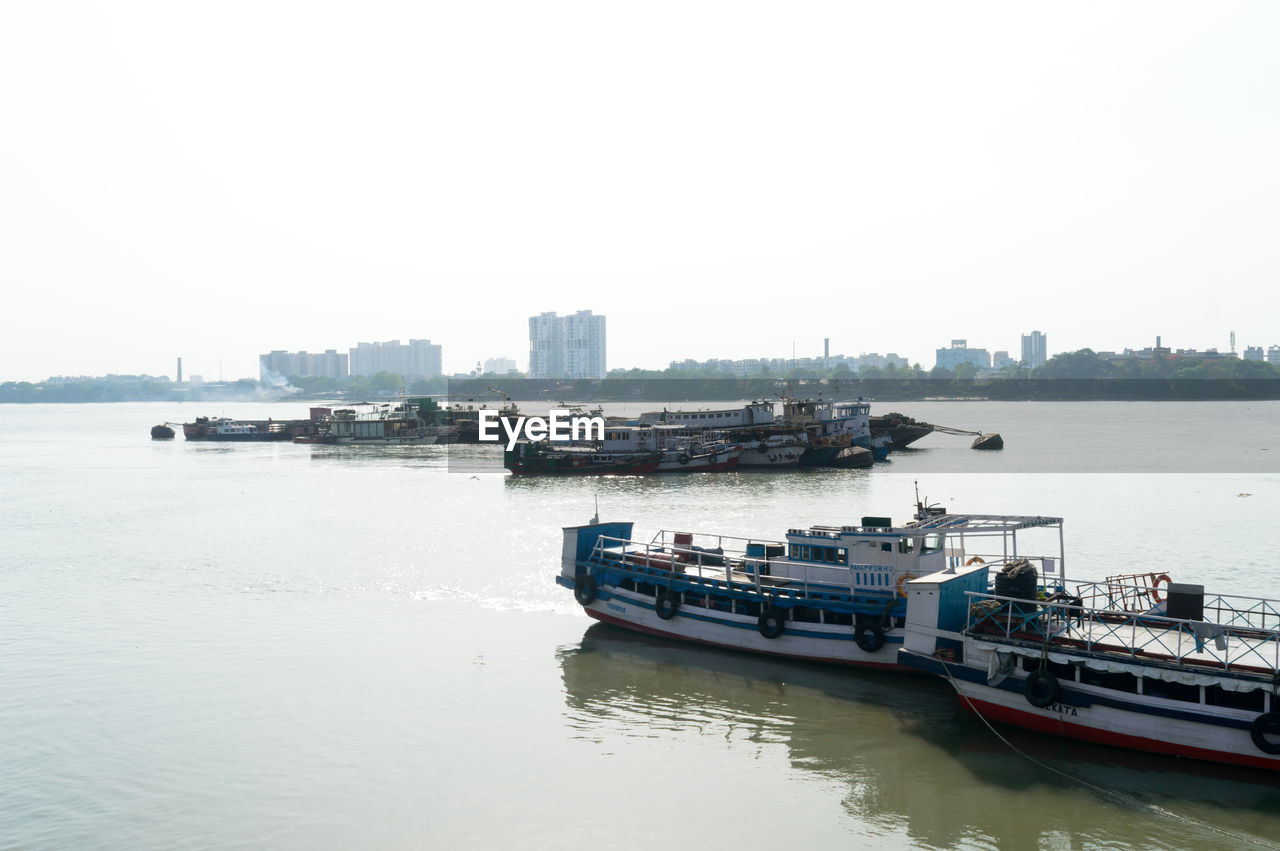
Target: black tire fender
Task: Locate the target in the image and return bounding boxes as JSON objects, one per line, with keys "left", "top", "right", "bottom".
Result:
{"left": 1024, "top": 669, "right": 1060, "bottom": 708}
{"left": 855, "top": 622, "right": 885, "bottom": 653}
{"left": 573, "top": 574, "right": 598, "bottom": 606}
{"left": 1250, "top": 712, "right": 1280, "bottom": 755}
{"left": 655, "top": 591, "right": 679, "bottom": 620}
{"left": 757, "top": 608, "right": 785, "bottom": 639}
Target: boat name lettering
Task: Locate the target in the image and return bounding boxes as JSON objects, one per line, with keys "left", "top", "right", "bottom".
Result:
{"left": 1048, "top": 703, "right": 1078, "bottom": 717}
{"left": 606, "top": 602, "right": 626, "bottom": 614}
{"left": 479, "top": 409, "right": 606, "bottom": 450}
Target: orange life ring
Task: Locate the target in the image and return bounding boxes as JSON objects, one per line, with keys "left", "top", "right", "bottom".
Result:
{"left": 965, "top": 556, "right": 985, "bottom": 566}
{"left": 1150, "top": 573, "right": 1171, "bottom": 604}
{"left": 896, "top": 573, "right": 917, "bottom": 598}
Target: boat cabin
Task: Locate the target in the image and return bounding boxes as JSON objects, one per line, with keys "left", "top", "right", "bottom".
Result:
{"left": 638, "top": 402, "right": 775, "bottom": 428}
{"left": 769, "top": 512, "right": 1065, "bottom": 597}
{"left": 601, "top": 425, "right": 692, "bottom": 453}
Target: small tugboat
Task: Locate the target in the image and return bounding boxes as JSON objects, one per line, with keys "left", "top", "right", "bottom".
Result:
{"left": 150, "top": 423, "right": 175, "bottom": 439}
{"left": 782, "top": 399, "right": 892, "bottom": 465}
{"left": 557, "top": 503, "right": 1064, "bottom": 669}
{"left": 506, "top": 441, "right": 661, "bottom": 476}
{"left": 899, "top": 557, "right": 1280, "bottom": 771}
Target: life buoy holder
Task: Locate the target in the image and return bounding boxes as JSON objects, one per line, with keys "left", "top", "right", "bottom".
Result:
{"left": 855, "top": 622, "right": 885, "bottom": 653}
{"left": 1250, "top": 712, "right": 1280, "bottom": 755}
{"left": 655, "top": 591, "right": 679, "bottom": 620}
{"left": 574, "top": 574, "right": 598, "bottom": 606}
{"left": 1150, "top": 573, "right": 1171, "bottom": 604}
{"left": 965, "top": 556, "right": 985, "bottom": 566}
{"left": 757, "top": 608, "right": 785, "bottom": 639}
{"left": 678, "top": 453, "right": 691, "bottom": 465}
{"left": 896, "top": 573, "right": 916, "bottom": 599}
{"left": 1024, "top": 669, "right": 1060, "bottom": 708}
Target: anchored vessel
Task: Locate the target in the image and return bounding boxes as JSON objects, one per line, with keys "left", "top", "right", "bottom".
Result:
{"left": 182, "top": 416, "right": 298, "bottom": 441}
{"left": 299, "top": 401, "right": 444, "bottom": 445}
{"left": 557, "top": 508, "right": 1053, "bottom": 669}
{"left": 899, "top": 558, "right": 1280, "bottom": 771}
{"left": 507, "top": 442, "right": 662, "bottom": 476}
{"left": 599, "top": 425, "right": 742, "bottom": 473}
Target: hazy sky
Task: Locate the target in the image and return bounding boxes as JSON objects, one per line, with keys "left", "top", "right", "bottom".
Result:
{"left": 2, "top": 2, "right": 1277, "bottom": 381}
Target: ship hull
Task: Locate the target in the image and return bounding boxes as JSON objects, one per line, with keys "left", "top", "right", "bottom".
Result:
{"left": 901, "top": 650, "right": 1280, "bottom": 772}
{"left": 561, "top": 575, "right": 905, "bottom": 670}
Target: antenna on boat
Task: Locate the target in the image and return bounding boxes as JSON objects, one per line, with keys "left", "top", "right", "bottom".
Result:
{"left": 590, "top": 494, "right": 599, "bottom": 526}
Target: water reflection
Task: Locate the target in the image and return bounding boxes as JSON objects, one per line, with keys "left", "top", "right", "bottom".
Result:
{"left": 558, "top": 624, "right": 1280, "bottom": 849}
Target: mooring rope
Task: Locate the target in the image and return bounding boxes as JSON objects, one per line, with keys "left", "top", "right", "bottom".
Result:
{"left": 934, "top": 656, "right": 1276, "bottom": 848}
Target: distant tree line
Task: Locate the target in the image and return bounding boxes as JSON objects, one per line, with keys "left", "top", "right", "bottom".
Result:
{"left": 453, "top": 350, "right": 1280, "bottom": 402}
{"left": 4, "top": 351, "right": 1278, "bottom": 403}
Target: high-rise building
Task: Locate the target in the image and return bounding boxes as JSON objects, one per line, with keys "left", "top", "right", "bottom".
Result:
{"left": 528, "top": 311, "right": 606, "bottom": 379}
{"left": 348, "top": 339, "right": 442, "bottom": 379}
{"left": 483, "top": 357, "right": 518, "bottom": 375}
{"left": 1244, "top": 346, "right": 1264, "bottom": 362}
{"left": 1021, "top": 331, "right": 1047, "bottom": 368}
{"left": 259, "top": 349, "right": 350, "bottom": 380}
{"left": 935, "top": 339, "right": 991, "bottom": 371}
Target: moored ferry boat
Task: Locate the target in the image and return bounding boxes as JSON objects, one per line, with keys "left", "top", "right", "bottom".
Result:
{"left": 506, "top": 441, "right": 661, "bottom": 476}
{"left": 183, "top": 416, "right": 298, "bottom": 441}
{"left": 304, "top": 400, "right": 441, "bottom": 445}
{"left": 600, "top": 425, "right": 742, "bottom": 473}
{"left": 639, "top": 399, "right": 890, "bottom": 467}
{"left": 557, "top": 506, "right": 1060, "bottom": 669}
{"left": 898, "top": 562, "right": 1280, "bottom": 771}
{"left": 780, "top": 399, "right": 892, "bottom": 464}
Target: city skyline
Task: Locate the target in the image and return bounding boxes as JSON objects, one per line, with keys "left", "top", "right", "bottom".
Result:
{"left": 3, "top": 4, "right": 1279, "bottom": 383}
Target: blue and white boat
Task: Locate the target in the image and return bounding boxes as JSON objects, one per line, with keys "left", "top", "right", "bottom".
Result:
{"left": 898, "top": 553, "right": 1280, "bottom": 772}
{"left": 557, "top": 504, "right": 1058, "bottom": 669}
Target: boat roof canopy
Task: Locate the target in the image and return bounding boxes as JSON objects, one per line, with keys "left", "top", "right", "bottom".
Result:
{"left": 905, "top": 514, "right": 1063, "bottom": 534}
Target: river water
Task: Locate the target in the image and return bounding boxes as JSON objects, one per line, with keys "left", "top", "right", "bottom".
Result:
{"left": 3, "top": 401, "right": 1279, "bottom": 848}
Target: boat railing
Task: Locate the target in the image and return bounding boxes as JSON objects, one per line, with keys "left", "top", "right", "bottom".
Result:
{"left": 964, "top": 588, "right": 1280, "bottom": 675}
{"left": 589, "top": 535, "right": 880, "bottom": 606}
{"left": 647, "top": 529, "right": 787, "bottom": 550}
{"left": 1071, "top": 578, "right": 1280, "bottom": 632}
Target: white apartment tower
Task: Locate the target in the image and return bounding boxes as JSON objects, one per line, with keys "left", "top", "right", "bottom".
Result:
{"left": 528, "top": 311, "right": 607, "bottom": 379}
{"left": 1021, "top": 331, "right": 1047, "bottom": 368}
